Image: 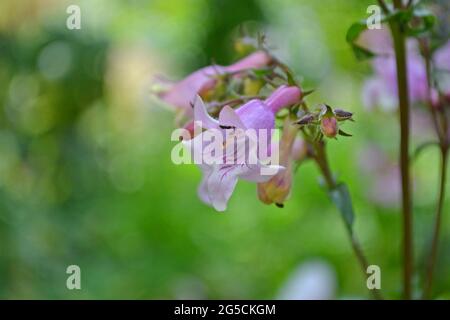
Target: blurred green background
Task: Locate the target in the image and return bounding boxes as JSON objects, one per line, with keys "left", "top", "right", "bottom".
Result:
{"left": 0, "top": 0, "right": 449, "bottom": 299}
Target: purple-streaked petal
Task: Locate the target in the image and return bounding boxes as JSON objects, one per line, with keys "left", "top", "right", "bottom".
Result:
{"left": 197, "top": 165, "right": 213, "bottom": 205}
{"left": 206, "top": 165, "right": 240, "bottom": 211}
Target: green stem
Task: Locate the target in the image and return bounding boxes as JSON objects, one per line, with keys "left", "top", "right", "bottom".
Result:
{"left": 390, "top": 0, "right": 414, "bottom": 299}
{"left": 376, "top": 0, "right": 389, "bottom": 14}
{"left": 314, "top": 142, "right": 383, "bottom": 300}
{"left": 420, "top": 38, "right": 449, "bottom": 299}
{"left": 423, "top": 149, "right": 448, "bottom": 299}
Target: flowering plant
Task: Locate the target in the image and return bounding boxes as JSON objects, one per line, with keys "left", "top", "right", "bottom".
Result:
{"left": 158, "top": 36, "right": 378, "bottom": 297}
{"left": 157, "top": 0, "right": 449, "bottom": 300}
{"left": 347, "top": 0, "right": 449, "bottom": 299}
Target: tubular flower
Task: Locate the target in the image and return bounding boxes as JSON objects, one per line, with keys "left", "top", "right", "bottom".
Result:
{"left": 183, "top": 85, "right": 302, "bottom": 211}
{"left": 257, "top": 118, "right": 299, "bottom": 207}
{"left": 158, "top": 51, "right": 272, "bottom": 114}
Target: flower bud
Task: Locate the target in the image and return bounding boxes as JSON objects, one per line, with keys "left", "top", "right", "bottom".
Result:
{"left": 258, "top": 119, "right": 298, "bottom": 206}
{"left": 296, "top": 113, "right": 316, "bottom": 125}
{"left": 320, "top": 117, "right": 338, "bottom": 138}
{"left": 334, "top": 109, "right": 353, "bottom": 121}
{"left": 257, "top": 168, "right": 292, "bottom": 206}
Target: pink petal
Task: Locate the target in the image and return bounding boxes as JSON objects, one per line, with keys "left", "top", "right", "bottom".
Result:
{"left": 357, "top": 27, "right": 393, "bottom": 56}
{"left": 434, "top": 40, "right": 450, "bottom": 71}
{"left": 218, "top": 105, "right": 246, "bottom": 129}
{"left": 160, "top": 65, "right": 224, "bottom": 111}
{"left": 206, "top": 165, "right": 240, "bottom": 211}
{"left": 235, "top": 99, "right": 275, "bottom": 130}
{"left": 239, "top": 164, "right": 284, "bottom": 182}
{"left": 264, "top": 85, "right": 302, "bottom": 113}
{"left": 225, "top": 51, "right": 272, "bottom": 73}
{"left": 193, "top": 95, "right": 219, "bottom": 129}
{"left": 160, "top": 51, "right": 271, "bottom": 112}
{"left": 197, "top": 165, "right": 213, "bottom": 205}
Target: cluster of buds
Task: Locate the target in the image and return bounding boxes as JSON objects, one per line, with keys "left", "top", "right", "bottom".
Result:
{"left": 296, "top": 104, "right": 354, "bottom": 139}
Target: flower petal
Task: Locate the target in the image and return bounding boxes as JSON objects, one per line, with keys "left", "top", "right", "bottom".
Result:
{"left": 159, "top": 66, "right": 221, "bottom": 111}
{"left": 225, "top": 51, "right": 272, "bottom": 73}
{"left": 239, "top": 164, "right": 284, "bottom": 182}
{"left": 193, "top": 95, "right": 219, "bottom": 129}
{"left": 264, "top": 85, "right": 302, "bottom": 113}
{"left": 197, "top": 165, "right": 213, "bottom": 205}
{"left": 206, "top": 165, "right": 240, "bottom": 211}
{"left": 218, "top": 105, "right": 246, "bottom": 129}
{"left": 236, "top": 99, "right": 275, "bottom": 131}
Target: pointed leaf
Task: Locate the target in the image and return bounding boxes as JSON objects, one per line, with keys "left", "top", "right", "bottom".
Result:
{"left": 329, "top": 183, "right": 355, "bottom": 233}
{"left": 338, "top": 129, "right": 353, "bottom": 137}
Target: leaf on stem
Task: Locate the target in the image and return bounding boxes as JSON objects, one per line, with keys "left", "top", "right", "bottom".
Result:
{"left": 329, "top": 183, "right": 355, "bottom": 233}
{"left": 346, "top": 20, "right": 376, "bottom": 61}
{"left": 338, "top": 129, "right": 353, "bottom": 137}
{"left": 346, "top": 6, "right": 435, "bottom": 60}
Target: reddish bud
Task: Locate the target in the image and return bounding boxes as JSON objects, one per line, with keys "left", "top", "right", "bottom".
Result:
{"left": 320, "top": 117, "right": 338, "bottom": 138}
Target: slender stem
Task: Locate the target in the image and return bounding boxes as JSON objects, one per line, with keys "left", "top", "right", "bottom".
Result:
{"left": 314, "top": 142, "right": 383, "bottom": 300}
{"left": 423, "top": 40, "right": 445, "bottom": 142}
{"left": 389, "top": 1, "right": 414, "bottom": 299}
{"left": 423, "top": 149, "right": 448, "bottom": 299}
{"left": 421, "top": 38, "right": 449, "bottom": 300}
{"left": 377, "top": 0, "right": 389, "bottom": 14}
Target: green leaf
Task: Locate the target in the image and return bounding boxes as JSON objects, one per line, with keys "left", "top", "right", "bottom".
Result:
{"left": 346, "top": 20, "right": 367, "bottom": 43}
{"left": 346, "top": 7, "right": 436, "bottom": 61}
{"left": 251, "top": 68, "right": 272, "bottom": 78}
{"left": 352, "top": 45, "right": 376, "bottom": 60}
{"left": 346, "top": 20, "right": 376, "bottom": 61}
{"left": 338, "top": 129, "right": 352, "bottom": 137}
{"left": 285, "top": 69, "right": 297, "bottom": 86}
{"left": 329, "top": 183, "right": 355, "bottom": 233}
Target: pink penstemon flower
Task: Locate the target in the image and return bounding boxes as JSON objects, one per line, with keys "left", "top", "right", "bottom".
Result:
{"left": 157, "top": 50, "right": 272, "bottom": 115}
{"left": 183, "top": 85, "right": 302, "bottom": 211}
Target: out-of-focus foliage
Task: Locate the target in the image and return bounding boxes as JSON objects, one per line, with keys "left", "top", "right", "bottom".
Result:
{"left": 0, "top": 0, "right": 449, "bottom": 299}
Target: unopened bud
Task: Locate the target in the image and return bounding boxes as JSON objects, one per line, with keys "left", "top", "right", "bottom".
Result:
{"left": 334, "top": 109, "right": 353, "bottom": 121}
{"left": 296, "top": 114, "right": 316, "bottom": 125}
{"left": 257, "top": 168, "right": 292, "bottom": 206}
{"left": 321, "top": 117, "right": 339, "bottom": 138}
{"left": 258, "top": 119, "right": 298, "bottom": 206}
